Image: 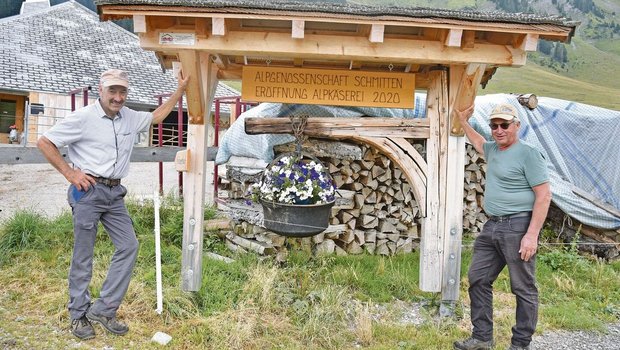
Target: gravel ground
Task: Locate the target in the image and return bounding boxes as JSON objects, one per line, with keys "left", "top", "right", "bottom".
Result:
{"left": 532, "top": 323, "right": 620, "bottom": 349}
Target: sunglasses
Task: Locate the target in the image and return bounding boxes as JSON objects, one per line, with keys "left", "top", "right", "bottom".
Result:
{"left": 489, "top": 120, "right": 516, "bottom": 130}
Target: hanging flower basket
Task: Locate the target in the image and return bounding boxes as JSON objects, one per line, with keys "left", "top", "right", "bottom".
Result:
{"left": 249, "top": 152, "right": 336, "bottom": 237}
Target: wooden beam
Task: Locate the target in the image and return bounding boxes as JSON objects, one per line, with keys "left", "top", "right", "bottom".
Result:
{"left": 148, "top": 15, "right": 176, "bottom": 30}
{"left": 369, "top": 24, "right": 384, "bottom": 43}
{"left": 349, "top": 61, "right": 362, "bottom": 70}
{"left": 449, "top": 64, "right": 486, "bottom": 136}
{"left": 515, "top": 33, "right": 539, "bottom": 52}
{"left": 419, "top": 69, "right": 445, "bottom": 292}
{"left": 139, "top": 31, "right": 528, "bottom": 66}
{"left": 211, "top": 54, "right": 228, "bottom": 70}
{"left": 292, "top": 19, "right": 305, "bottom": 39}
{"left": 388, "top": 137, "right": 428, "bottom": 179}
{"left": 133, "top": 14, "right": 146, "bottom": 33}
{"left": 572, "top": 185, "right": 620, "bottom": 218}
{"left": 440, "top": 131, "right": 466, "bottom": 309}
{"left": 195, "top": 17, "right": 208, "bottom": 37}
{"left": 245, "top": 117, "right": 430, "bottom": 139}
{"left": 212, "top": 17, "right": 226, "bottom": 36}
{"left": 462, "top": 30, "right": 476, "bottom": 48}
{"left": 441, "top": 68, "right": 467, "bottom": 307}
{"left": 443, "top": 29, "right": 462, "bottom": 47}
{"left": 181, "top": 53, "right": 219, "bottom": 292}
{"left": 178, "top": 50, "right": 205, "bottom": 124}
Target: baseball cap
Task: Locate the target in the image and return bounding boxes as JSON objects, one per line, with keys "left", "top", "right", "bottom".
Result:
{"left": 489, "top": 103, "right": 519, "bottom": 121}
{"left": 100, "top": 69, "right": 129, "bottom": 88}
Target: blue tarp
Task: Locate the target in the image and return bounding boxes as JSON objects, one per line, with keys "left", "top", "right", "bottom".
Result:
{"left": 216, "top": 93, "right": 620, "bottom": 229}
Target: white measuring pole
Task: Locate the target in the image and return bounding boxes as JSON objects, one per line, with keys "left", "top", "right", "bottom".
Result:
{"left": 154, "top": 191, "right": 163, "bottom": 314}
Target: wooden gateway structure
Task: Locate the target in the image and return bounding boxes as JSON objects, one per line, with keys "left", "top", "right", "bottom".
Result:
{"left": 95, "top": 0, "right": 577, "bottom": 301}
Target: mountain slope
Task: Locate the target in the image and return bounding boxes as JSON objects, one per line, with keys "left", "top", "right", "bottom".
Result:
{"left": 480, "top": 64, "right": 620, "bottom": 110}
{"left": 354, "top": 0, "right": 620, "bottom": 110}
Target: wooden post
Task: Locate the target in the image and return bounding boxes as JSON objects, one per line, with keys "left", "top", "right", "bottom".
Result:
{"left": 449, "top": 64, "right": 486, "bottom": 136}
{"left": 179, "top": 51, "right": 219, "bottom": 291}
{"left": 419, "top": 69, "right": 448, "bottom": 292}
{"left": 440, "top": 64, "right": 486, "bottom": 315}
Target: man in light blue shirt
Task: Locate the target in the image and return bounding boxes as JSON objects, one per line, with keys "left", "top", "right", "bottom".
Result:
{"left": 453, "top": 103, "right": 552, "bottom": 350}
{"left": 37, "top": 69, "right": 189, "bottom": 340}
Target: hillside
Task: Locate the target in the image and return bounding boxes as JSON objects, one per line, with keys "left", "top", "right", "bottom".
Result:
{"left": 353, "top": 0, "right": 620, "bottom": 110}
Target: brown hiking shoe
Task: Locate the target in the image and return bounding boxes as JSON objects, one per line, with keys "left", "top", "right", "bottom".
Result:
{"left": 86, "top": 311, "right": 129, "bottom": 335}
{"left": 71, "top": 315, "right": 95, "bottom": 340}
{"left": 454, "top": 336, "right": 495, "bottom": 350}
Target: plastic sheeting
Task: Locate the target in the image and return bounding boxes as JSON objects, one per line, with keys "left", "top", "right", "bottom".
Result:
{"left": 216, "top": 93, "right": 620, "bottom": 229}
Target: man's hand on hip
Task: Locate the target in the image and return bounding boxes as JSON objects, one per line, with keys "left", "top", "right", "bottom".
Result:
{"left": 66, "top": 169, "right": 96, "bottom": 191}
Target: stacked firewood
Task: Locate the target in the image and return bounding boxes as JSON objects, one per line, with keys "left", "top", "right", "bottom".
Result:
{"left": 220, "top": 140, "right": 495, "bottom": 255}
{"left": 322, "top": 143, "right": 423, "bottom": 255}
{"left": 220, "top": 139, "right": 424, "bottom": 256}
{"left": 462, "top": 143, "right": 488, "bottom": 234}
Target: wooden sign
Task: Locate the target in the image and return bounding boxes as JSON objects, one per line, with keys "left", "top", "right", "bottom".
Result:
{"left": 174, "top": 149, "right": 190, "bottom": 172}
{"left": 242, "top": 66, "right": 415, "bottom": 109}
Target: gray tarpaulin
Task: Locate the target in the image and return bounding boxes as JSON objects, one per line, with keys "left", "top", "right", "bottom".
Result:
{"left": 216, "top": 93, "right": 620, "bottom": 229}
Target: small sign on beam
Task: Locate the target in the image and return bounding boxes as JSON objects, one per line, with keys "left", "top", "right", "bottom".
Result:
{"left": 175, "top": 149, "right": 190, "bottom": 172}
{"left": 242, "top": 66, "right": 415, "bottom": 109}
{"left": 159, "top": 32, "right": 196, "bottom": 46}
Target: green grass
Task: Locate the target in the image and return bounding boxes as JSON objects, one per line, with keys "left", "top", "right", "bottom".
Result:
{"left": 0, "top": 203, "right": 619, "bottom": 349}
{"left": 480, "top": 63, "right": 620, "bottom": 110}
{"left": 594, "top": 38, "right": 620, "bottom": 56}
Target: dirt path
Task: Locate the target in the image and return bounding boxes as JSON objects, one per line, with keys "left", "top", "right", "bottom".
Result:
{"left": 0, "top": 162, "right": 216, "bottom": 222}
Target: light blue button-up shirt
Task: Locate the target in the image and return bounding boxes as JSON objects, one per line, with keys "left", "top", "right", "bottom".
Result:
{"left": 44, "top": 100, "right": 152, "bottom": 179}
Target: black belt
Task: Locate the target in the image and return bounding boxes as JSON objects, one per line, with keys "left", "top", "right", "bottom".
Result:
{"left": 489, "top": 211, "right": 531, "bottom": 222}
{"left": 92, "top": 176, "right": 121, "bottom": 187}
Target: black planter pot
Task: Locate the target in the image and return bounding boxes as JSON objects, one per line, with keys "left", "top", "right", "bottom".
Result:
{"left": 260, "top": 199, "right": 335, "bottom": 237}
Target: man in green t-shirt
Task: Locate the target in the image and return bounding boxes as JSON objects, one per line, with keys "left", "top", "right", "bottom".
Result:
{"left": 453, "top": 103, "right": 552, "bottom": 350}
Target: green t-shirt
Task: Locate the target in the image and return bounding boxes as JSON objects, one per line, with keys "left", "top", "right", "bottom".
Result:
{"left": 482, "top": 140, "right": 549, "bottom": 217}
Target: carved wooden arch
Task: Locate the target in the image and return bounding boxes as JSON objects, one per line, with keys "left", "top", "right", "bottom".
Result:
{"left": 349, "top": 136, "right": 427, "bottom": 217}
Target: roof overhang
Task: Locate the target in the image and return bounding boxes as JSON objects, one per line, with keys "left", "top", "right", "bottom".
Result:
{"left": 95, "top": 0, "right": 578, "bottom": 89}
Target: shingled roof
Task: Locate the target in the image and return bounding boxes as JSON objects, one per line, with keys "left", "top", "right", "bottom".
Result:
{"left": 94, "top": 0, "right": 578, "bottom": 28}
{"left": 0, "top": 0, "right": 239, "bottom": 108}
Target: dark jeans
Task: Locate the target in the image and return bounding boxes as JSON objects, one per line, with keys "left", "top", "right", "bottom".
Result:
{"left": 468, "top": 216, "right": 538, "bottom": 347}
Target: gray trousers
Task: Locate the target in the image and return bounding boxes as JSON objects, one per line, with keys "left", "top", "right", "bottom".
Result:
{"left": 468, "top": 216, "right": 538, "bottom": 347}
{"left": 67, "top": 183, "right": 138, "bottom": 320}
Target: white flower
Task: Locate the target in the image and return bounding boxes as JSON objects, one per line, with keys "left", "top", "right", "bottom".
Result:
{"left": 249, "top": 153, "right": 336, "bottom": 205}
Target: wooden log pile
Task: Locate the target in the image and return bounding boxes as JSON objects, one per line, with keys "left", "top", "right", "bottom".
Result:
{"left": 462, "top": 143, "right": 488, "bottom": 234}
{"left": 321, "top": 142, "right": 423, "bottom": 255}
{"left": 220, "top": 139, "right": 423, "bottom": 256}
{"left": 545, "top": 204, "right": 620, "bottom": 260}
